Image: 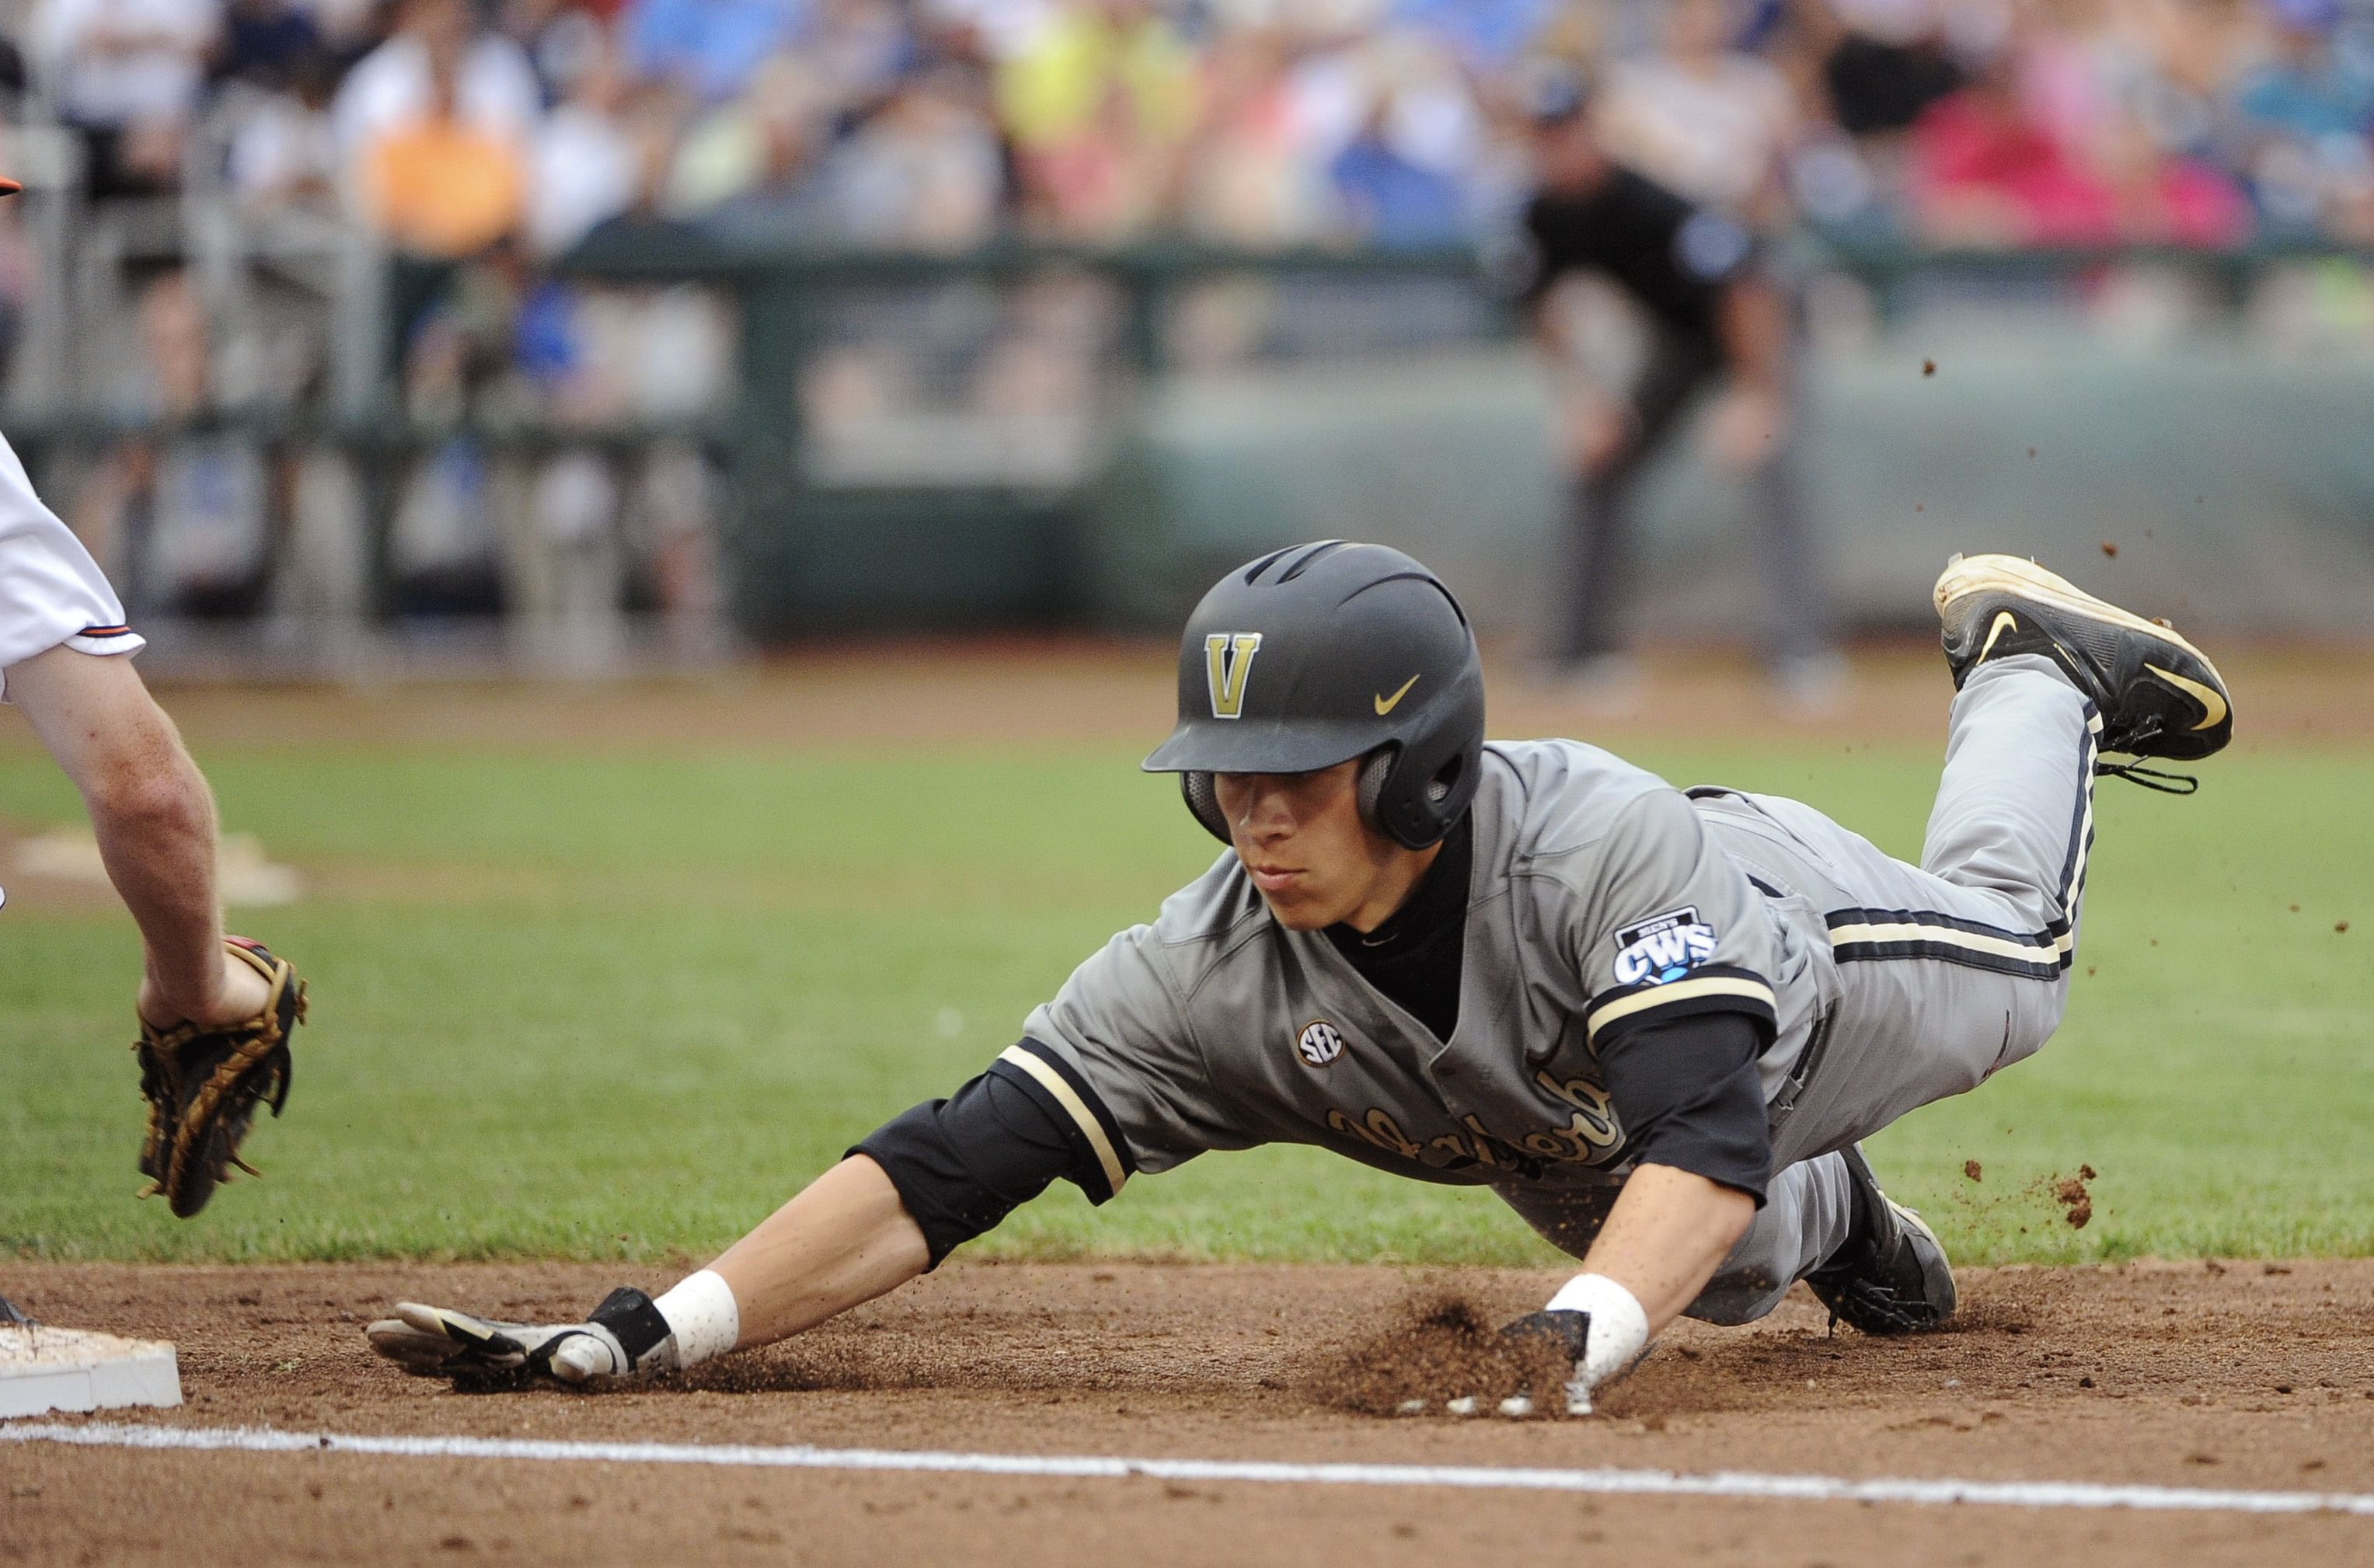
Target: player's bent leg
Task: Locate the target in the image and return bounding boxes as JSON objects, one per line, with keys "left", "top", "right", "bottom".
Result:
{"left": 1679, "top": 1151, "right": 1856, "bottom": 1326}
{"left": 1675, "top": 1147, "right": 1955, "bottom": 1333}
{"left": 1721, "top": 642, "right": 2096, "bottom": 1148}
{"left": 1918, "top": 654, "right": 2100, "bottom": 952}
{"left": 1703, "top": 777, "right": 2082, "bottom": 1162}
{"left": 1919, "top": 549, "right": 2240, "bottom": 956}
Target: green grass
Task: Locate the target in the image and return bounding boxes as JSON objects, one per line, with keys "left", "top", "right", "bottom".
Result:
{"left": 1, "top": 734, "right": 2367, "bottom": 1267}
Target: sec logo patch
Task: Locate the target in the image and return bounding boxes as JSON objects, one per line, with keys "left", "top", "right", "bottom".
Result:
{"left": 1295, "top": 1020, "right": 1345, "bottom": 1067}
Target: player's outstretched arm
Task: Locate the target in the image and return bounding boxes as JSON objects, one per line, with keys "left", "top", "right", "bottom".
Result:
{"left": 370, "top": 1155, "right": 930, "bottom": 1384}
{"left": 707, "top": 1154, "right": 931, "bottom": 1343}
{"left": 4, "top": 643, "right": 266, "bottom": 1026}
{"left": 369, "top": 1026, "right": 1111, "bottom": 1385}
{"left": 1454, "top": 1164, "right": 1754, "bottom": 1420}
{"left": 1568, "top": 1162, "right": 1756, "bottom": 1335}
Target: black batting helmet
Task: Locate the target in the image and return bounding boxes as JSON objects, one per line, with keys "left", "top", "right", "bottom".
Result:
{"left": 1141, "top": 540, "right": 1487, "bottom": 849}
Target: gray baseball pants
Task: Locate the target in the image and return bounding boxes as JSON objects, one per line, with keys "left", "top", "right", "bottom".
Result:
{"left": 1501, "top": 655, "right": 2101, "bottom": 1322}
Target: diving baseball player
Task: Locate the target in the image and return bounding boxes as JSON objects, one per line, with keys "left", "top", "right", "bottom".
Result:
{"left": 371, "top": 542, "right": 2233, "bottom": 1414}
{"left": 0, "top": 379, "right": 307, "bottom": 1242}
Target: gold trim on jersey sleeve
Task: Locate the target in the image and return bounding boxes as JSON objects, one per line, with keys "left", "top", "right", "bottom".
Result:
{"left": 997, "top": 1044, "right": 1129, "bottom": 1197}
{"left": 1584, "top": 976, "right": 1777, "bottom": 1044}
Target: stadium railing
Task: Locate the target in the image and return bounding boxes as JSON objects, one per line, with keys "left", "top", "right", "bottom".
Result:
{"left": 9, "top": 225, "right": 2372, "bottom": 660}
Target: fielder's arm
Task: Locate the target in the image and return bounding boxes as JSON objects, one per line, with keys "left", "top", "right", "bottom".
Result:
{"left": 4, "top": 643, "right": 267, "bottom": 1027}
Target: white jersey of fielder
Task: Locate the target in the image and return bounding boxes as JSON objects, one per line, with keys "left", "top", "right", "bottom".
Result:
{"left": 0, "top": 429, "right": 143, "bottom": 700}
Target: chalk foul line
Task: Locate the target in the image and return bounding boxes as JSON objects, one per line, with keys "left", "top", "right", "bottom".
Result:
{"left": 5, "top": 1420, "right": 2372, "bottom": 1518}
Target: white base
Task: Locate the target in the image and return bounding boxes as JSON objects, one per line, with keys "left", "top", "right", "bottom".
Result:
{"left": 0, "top": 1326, "right": 183, "bottom": 1419}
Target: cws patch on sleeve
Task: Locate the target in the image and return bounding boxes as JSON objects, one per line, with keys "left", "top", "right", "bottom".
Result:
{"left": 1611, "top": 905, "right": 1719, "bottom": 985}
{"left": 1571, "top": 787, "right": 1778, "bottom": 1047}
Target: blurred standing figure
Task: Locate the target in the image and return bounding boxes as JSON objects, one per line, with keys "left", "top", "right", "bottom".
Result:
{"left": 621, "top": 0, "right": 809, "bottom": 103}
{"left": 831, "top": 64, "right": 1004, "bottom": 248}
{"left": 72, "top": 269, "right": 274, "bottom": 619}
{"left": 526, "top": 37, "right": 640, "bottom": 256}
{"left": 32, "top": 0, "right": 221, "bottom": 195}
{"left": 1520, "top": 72, "right": 1835, "bottom": 706}
{"left": 1595, "top": 0, "right": 1797, "bottom": 218}
{"left": 2229, "top": 0, "right": 2374, "bottom": 241}
{"left": 361, "top": 35, "right": 527, "bottom": 256}
{"left": 331, "top": 0, "right": 540, "bottom": 175}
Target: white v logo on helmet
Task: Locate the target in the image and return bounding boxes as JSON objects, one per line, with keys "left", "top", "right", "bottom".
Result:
{"left": 1204, "top": 632, "right": 1263, "bottom": 719}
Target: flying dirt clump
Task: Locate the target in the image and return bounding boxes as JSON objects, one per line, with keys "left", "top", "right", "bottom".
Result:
{"left": 2054, "top": 1165, "right": 2099, "bottom": 1229}
{"left": 1296, "top": 1291, "right": 1572, "bottom": 1416}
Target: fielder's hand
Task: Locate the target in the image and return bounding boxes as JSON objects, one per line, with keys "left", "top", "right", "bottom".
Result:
{"left": 134, "top": 936, "right": 307, "bottom": 1218}
{"left": 366, "top": 1288, "right": 676, "bottom": 1386}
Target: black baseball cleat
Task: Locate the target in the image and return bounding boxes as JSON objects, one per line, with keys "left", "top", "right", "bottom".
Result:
{"left": 1934, "top": 553, "right": 2233, "bottom": 769}
{"left": 0, "top": 1294, "right": 33, "bottom": 1326}
{"left": 1804, "top": 1145, "right": 1957, "bottom": 1335}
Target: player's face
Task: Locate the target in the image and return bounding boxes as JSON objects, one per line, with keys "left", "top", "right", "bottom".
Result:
{"left": 1211, "top": 761, "right": 1421, "bottom": 932}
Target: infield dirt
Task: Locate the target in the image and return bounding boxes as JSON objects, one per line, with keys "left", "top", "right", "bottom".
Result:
{"left": 5, "top": 1259, "right": 2371, "bottom": 1567}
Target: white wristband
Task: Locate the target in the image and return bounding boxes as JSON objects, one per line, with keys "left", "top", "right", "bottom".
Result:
{"left": 1543, "top": 1272, "right": 1651, "bottom": 1391}
{"left": 654, "top": 1269, "right": 741, "bottom": 1368}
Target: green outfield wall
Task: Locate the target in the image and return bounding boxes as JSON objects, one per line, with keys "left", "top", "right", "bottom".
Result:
{"left": 1100, "top": 333, "right": 2374, "bottom": 642}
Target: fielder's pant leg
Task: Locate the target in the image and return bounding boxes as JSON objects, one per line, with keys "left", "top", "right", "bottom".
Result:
{"left": 1684, "top": 1149, "right": 1858, "bottom": 1326}
{"left": 1552, "top": 469, "right": 1635, "bottom": 664}
{"left": 1549, "top": 335, "right": 1719, "bottom": 664}
{"left": 1752, "top": 371, "right": 1829, "bottom": 666}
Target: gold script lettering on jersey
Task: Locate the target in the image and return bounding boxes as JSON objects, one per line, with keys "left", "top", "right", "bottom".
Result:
{"left": 1204, "top": 632, "right": 1263, "bottom": 718}
{"left": 1323, "top": 1078, "right": 1623, "bottom": 1175}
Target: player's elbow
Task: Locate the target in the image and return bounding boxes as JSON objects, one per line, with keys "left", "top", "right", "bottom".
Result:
{"left": 1710, "top": 1183, "right": 1756, "bottom": 1253}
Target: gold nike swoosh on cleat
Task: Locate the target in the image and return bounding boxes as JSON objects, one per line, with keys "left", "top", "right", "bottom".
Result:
{"left": 1374, "top": 674, "right": 1421, "bottom": 715}
{"left": 1978, "top": 610, "right": 2019, "bottom": 661}
{"left": 2146, "top": 664, "right": 2228, "bottom": 730}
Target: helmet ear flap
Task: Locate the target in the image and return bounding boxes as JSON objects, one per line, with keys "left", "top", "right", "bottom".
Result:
{"left": 1181, "top": 771, "right": 1231, "bottom": 843}
{"left": 1356, "top": 748, "right": 1394, "bottom": 831}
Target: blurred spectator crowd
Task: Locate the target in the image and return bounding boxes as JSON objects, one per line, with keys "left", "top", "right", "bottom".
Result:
{"left": 5, "top": 0, "right": 2374, "bottom": 256}
{"left": 4, "top": 0, "right": 2374, "bottom": 649}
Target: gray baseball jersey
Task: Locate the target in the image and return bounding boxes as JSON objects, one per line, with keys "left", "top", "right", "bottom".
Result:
{"left": 992, "top": 660, "right": 2097, "bottom": 1326}
{"left": 1009, "top": 738, "right": 1829, "bottom": 1199}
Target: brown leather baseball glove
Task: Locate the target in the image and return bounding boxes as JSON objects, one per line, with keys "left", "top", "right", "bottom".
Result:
{"left": 135, "top": 936, "right": 308, "bottom": 1218}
